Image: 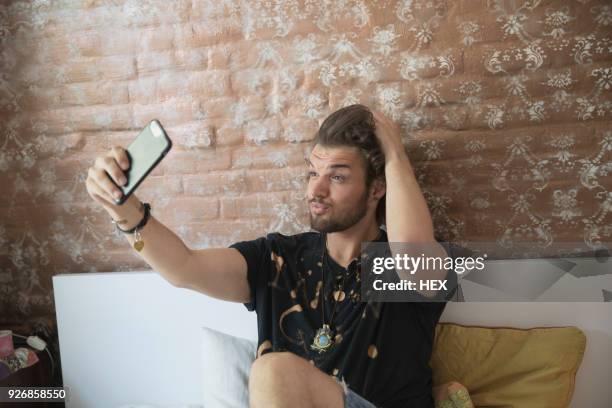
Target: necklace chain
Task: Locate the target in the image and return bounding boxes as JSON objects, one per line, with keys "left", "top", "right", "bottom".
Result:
{"left": 321, "top": 233, "right": 346, "bottom": 330}
{"left": 311, "top": 229, "right": 383, "bottom": 354}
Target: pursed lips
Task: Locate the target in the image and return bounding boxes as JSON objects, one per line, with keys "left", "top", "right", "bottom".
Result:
{"left": 310, "top": 202, "right": 330, "bottom": 214}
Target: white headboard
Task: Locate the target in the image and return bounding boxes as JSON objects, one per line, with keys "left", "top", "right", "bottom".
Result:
{"left": 53, "top": 270, "right": 611, "bottom": 407}
{"left": 53, "top": 271, "right": 257, "bottom": 408}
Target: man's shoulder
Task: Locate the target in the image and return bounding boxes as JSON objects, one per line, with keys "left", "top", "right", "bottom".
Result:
{"left": 266, "top": 230, "right": 320, "bottom": 246}
{"left": 267, "top": 231, "right": 321, "bottom": 263}
{"left": 231, "top": 231, "right": 319, "bottom": 252}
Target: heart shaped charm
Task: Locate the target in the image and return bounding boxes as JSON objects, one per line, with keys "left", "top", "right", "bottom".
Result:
{"left": 134, "top": 240, "right": 144, "bottom": 252}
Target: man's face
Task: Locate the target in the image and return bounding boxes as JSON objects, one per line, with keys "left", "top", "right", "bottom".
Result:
{"left": 306, "top": 144, "right": 372, "bottom": 233}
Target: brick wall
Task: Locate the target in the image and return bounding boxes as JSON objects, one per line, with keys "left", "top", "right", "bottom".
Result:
{"left": 0, "top": 0, "right": 610, "bottom": 376}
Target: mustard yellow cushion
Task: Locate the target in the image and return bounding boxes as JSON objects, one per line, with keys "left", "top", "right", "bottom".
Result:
{"left": 430, "top": 323, "right": 586, "bottom": 408}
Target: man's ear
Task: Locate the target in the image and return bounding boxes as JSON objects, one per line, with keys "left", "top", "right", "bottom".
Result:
{"left": 371, "top": 177, "right": 386, "bottom": 200}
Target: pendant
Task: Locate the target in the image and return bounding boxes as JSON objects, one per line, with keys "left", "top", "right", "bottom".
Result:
{"left": 311, "top": 324, "right": 334, "bottom": 354}
{"left": 134, "top": 240, "right": 144, "bottom": 251}
{"left": 133, "top": 230, "right": 144, "bottom": 252}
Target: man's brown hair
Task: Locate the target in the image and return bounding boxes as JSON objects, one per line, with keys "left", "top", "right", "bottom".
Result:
{"left": 312, "top": 104, "right": 386, "bottom": 226}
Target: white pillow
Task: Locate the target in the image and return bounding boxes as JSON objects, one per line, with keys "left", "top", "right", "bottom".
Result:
{"left": 201, "top": 326, "right": 257, "bottom": 408}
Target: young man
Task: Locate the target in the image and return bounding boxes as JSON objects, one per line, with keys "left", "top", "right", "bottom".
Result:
{"left": 86, "top": 104, "right": 457, "bottom": 408}
{"left": 229, "top": 104, "right": 456, "bottom": 408}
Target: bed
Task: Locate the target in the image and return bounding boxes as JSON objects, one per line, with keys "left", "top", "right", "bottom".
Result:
{"left": 52, "top": 270, "right": 611, "bottom": 407}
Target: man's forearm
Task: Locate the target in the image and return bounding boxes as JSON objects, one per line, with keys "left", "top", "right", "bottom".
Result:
{"left": 384, "top": 153, "right": 448, "bottom": 297}
{"left": 384, "top": 151, "right": 435, "bottom": 244}
{"left": 107, "top": 197, "right": 192, "bottom": 288}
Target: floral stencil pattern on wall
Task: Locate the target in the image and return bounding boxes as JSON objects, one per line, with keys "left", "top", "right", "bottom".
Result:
{"left": 0, "top": 0, "right": 611, "bottom": 338}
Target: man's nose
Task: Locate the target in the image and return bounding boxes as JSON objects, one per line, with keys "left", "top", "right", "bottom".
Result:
{"left": 310, "top": 176, "right": 329, "bottom": 198}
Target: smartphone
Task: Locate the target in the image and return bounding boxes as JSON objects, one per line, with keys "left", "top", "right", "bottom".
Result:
{"left": 114, "top": 119, "right": 172, "bottom": 205}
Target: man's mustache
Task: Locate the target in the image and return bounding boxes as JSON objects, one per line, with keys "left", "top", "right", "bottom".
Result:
{"left": 309, "top": 199, "right": 332, "bottom": 206}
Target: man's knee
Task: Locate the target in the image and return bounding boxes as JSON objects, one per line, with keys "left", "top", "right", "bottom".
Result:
{"left": 249, "top": 352, "right": 345, "bottom": 408}
{"left": 249, "top": 352, "right": 309, "bottom": 406}
{"left": 249, "top": 351, "right": 303, "bottom": 388}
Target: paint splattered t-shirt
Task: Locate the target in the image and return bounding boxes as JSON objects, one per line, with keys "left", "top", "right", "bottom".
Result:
{"left": 229, "top": 228, "right": 458, "bottom": 408}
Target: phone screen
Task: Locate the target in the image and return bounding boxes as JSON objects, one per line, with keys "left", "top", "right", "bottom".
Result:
{"left": 116, "top": 120, "right": 172, "bottom": 204}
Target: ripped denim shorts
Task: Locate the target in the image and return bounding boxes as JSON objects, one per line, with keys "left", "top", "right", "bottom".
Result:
{"left": 334, "top": 376, "right": 377, "bottom": 408}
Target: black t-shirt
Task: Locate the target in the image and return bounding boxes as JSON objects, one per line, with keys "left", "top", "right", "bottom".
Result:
{"left": 229, "top": 228, "right": 458, "bottom": 408}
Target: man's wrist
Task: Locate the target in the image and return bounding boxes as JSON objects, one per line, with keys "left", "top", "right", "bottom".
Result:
{"left": 108, "top": 197, "right": 144, "bottom": 231}
{"left": 384, "top": 148, "right": 411, "bottom": 167}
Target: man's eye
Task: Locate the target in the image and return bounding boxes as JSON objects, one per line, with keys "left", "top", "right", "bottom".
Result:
{"left": 308, "top": 171, "right": 318, "bottom": 178}
{"left": 331, "top": 175, "right": 345, "bottom": 182}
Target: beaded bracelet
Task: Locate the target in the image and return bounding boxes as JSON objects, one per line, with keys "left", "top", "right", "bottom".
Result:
{"left": 111, "top": 202, "right": 150, "bottom": 233}
{"left": 111, "top": 202, "right": 151, "bottom": 252}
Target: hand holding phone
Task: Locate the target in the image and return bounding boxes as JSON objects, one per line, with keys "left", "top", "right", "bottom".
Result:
{"left": 85, "top": 119, "right": 172, "bottom": 210}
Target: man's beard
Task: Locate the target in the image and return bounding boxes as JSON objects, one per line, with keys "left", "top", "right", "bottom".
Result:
{"left": 309, "top": 189, "right": 369, "bottom": 233}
